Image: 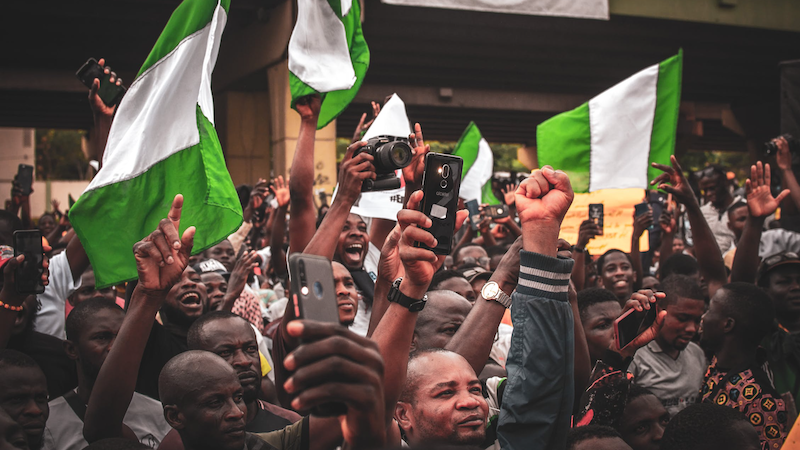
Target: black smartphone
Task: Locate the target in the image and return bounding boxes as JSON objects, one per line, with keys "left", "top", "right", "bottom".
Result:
{"left": 483, "top": 204, "right": 510, "bottom": 219}
{"left": 614, "top": 306, "right": 657, "bottom": 350}
{"left": 589, "top": 203, "right": 604, "bottom": 235}
{"left": 287, "top": 253, "right": 346, "bottom": 416}
{"left": 465, "top": 199, "right": 481, "bottom": 231}
{"left": 634, "top": 201, "right": 654, "bottom": 232}
{"left": 76, "top": 58, "right": 127, "bottom": 107}
{"left": 417, "top": 153, "right": 463, "bottom": 255}
{"left": 13, "top": 230, "right": 45, "bottom": 295}
{"left": 16, "top": 164, "right": 34, "bottom": 196}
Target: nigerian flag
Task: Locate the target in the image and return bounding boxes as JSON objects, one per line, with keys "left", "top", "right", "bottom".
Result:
{"left": 288, "top": 0, "right": 369, "bottom": 129}
{"left": 69, "top": 0, "right": 242, "bottom": 288}
{"left": 453, "top": 122, "right": 501, "bottom": 205}
{"left": 537, "top": 50, "right": 682, "bottom": 193}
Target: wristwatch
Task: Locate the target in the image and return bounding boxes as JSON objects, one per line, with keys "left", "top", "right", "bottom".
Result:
{"left": 481, "top": 281, "right": 512, "bottom": 309}
{"left": 388, "top": 277, "right": 427, "bottom": 312}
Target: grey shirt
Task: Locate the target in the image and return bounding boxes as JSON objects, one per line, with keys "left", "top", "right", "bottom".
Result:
{"left": 628, "top": 340, "right": 708, "bottom": 418}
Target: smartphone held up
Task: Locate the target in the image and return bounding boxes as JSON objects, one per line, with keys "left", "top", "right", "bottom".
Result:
{"left": 76, "top": 58, "right": 127, "bottom": 107}
{"left": 416, "top": 153, "right": 463, "bottom": 255}
{"left": 13, "top": 230, "right": 45, "bottom": 295}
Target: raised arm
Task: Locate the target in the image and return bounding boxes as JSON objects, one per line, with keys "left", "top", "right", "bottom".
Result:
{"left": 83, "top": 195, "right": 193, "bottom": 443}
{"left": 630, "top": 208, "right": 653, "bottom": 285}
{"left": 269, "top": 176, "right": 290, "bottom": 279}
{"left": 731, "top": 162, "right": 789, "bottom": 283}
{"left": 288, "top": 95, "right": 322, "bottom": 255}
{"left": 88, "top": 59, "right": 122, "bottom": 168}
{"left": 774, "top": 136, "right": 800, "bottom": 213}
{"left": 498, "top": 166, "right": 575, "bottom": 450}
{"left": 657, "top": 207, "right": 677, "bottom": 267}
{"left": 651, "top": 156, "right": 727, "bottom": 298}
{"left": 571, "top": 220, "right": 600, "bottom": 292}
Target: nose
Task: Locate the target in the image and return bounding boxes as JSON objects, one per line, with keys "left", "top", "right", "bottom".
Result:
{"left": 230, "top": 349, "right": 252, "bottom": 369}
{"left": 23, "top": 399, "right": 45, "bottom": 418}
{"left": 455, "top": 392, "right": 483, "bottom": 410}
{"left": 336, "top": 281, "right": 349, "bottom": 297}
{"left": 224, "top": 398, "right": 246, "bottom": 421}
{"left": 653, "top": 421, "right": 665, "bottom": 442}
{"left": 685, "top": 320, "right": 698, "bottom": 335}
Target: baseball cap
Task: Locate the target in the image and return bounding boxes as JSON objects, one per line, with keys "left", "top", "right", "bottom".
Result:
{"left": 758, "top": 251, "right": 800, "bottom": 283}
{"left": 193, "top": 258, "right": 230, "bottom": 280}
{"left": 458, "top": 263, "right": 492, "bottom": 283}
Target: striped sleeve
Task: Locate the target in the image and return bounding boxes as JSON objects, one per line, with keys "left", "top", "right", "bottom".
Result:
{"left": 516, "top": 251, "right": 574, "bottom": 301}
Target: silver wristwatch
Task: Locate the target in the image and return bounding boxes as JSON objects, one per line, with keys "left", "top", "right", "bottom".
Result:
{"left": 481, "top": 281, "right": 512, "bottom": 309}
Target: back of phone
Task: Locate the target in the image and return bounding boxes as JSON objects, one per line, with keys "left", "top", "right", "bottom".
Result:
{"left": 17, "top": 164, "right": 33, "bottom": 196}
{"left": 14, "top": 230, "right": 44, "bottom": 294}
{"left": 418, "top": 153, "right": 463, "bottom": 255}
{"left": 288, "top": 253, "right": 340, "bottom": 325}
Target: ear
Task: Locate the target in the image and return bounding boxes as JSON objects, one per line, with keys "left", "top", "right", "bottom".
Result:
{"left": 395, "top": 401, "right": 414, "bottom": 433}
{"left": 63, "top": 340, "right": 79, "bottom": 361}
{"left": 164, "top": 405, "right": 185, "bottom": 430}
{"left": 410, "top": 333, "right": 418, "bottom": 352}
{"left": 723, "top": 317, "right": 736, "bottom": 334}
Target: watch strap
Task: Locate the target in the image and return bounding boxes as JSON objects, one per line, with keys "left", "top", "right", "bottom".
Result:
{"left": 388, "top": 278, "right": 427, "bottom": 312}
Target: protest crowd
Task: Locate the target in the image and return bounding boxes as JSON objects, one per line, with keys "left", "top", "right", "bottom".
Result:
{"left": 3, "top": 1, "right": 800, "bottom": 450}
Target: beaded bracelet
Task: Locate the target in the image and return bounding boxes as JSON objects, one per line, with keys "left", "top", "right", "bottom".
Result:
{"left": 0, "top": 300, "right": 23, "bottom": 312}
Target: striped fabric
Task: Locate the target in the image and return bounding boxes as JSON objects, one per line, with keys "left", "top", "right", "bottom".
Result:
{"left": 516, "top": 251, "right": 574, "bottom": 301}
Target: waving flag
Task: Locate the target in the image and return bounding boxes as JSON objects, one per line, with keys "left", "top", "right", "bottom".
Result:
{"left": 289, "top": 0, "right": 370, "bottom": 129}
{"left": 69, "top": 0, "right": 242, "bottom": 288}
{"left": 537, "top": 51, "right": 682, "bottom": 193}
{"left": 453, "top": 122, "right": 500, "bottom": 205}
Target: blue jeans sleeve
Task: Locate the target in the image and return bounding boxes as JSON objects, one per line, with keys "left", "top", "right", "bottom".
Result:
{"left": 498, "top": 250, "right": 574, "bottom": 450}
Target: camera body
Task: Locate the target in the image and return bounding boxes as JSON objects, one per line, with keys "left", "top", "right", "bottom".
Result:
{"left": 354, "top": 135, "right": 412, "bottom": 191}
{"left": 764, "top": 134, "right": 800, "bottom": 159}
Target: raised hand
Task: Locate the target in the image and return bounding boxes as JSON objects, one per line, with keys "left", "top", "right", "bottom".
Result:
{"left": 617, "top": 289, "right": 667, "bottom": 358}
{"left": 775, "top": 137, "right": 792, "bottom": 172}
{"left": 352, "top": 101, "right": 381, "bottom": 143}
{"left": 377, "top": 223, "right": 404, "bottom": 284}
{"left": 650, "top": 155, "right": 696, "bottom": 206}
{"left": 89, "top": 58, "right": 122, "bottom": 118}
{"left": 502, "top": 183, "right": 518, "bottom": 207}
{"left": 0, "top": 245, "right": 51, "bottom": 308}
{"left": 337, "top": 141, "right": 377, "bottom": 204}
{"left": 632, "top": 209, "right": 653, "bottom": 238}
{"left": 515, "top": 166, "right": 574, "bottom": 228}
{"left": 659, "top": 208, "right": 676, "bottom": 234}
{"left": 746, "top": 161, "right": 790, "bottom": 218}
{"left": 295, "top": 94, "right": 321, "bottom": 121}
{"left": 270, "top": 175, "right": 290, "bottom": 208}
{"left": 403, "top": 123, "right": 430, "bottom": 191}
{"left": 576, "top": 219, "right": 601, "bottom": 248}
{"left": 249, "top": 178, "right": 269, "bottom": 210}
{"left": 225, "top": 250, "right": 259, "bottom": 304}
{"left": 132, "top": 194, "right": 195, "bottom": 292}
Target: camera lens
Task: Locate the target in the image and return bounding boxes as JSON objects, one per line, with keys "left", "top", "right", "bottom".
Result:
{"left": 440, "top": 180, "right": 448, "bottom": 188}
{"left": 442, "top": 164, "right": 450, "bottom": 179}
{"left": 313, "top": 281, "right": 324, "bottom": 299}
{"left": 374, "top": 141, "right": 412, "bottom": 172}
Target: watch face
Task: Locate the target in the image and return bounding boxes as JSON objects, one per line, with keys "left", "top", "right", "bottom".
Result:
{"left": 482, "top": 282, "right": 499, "bottom": 299}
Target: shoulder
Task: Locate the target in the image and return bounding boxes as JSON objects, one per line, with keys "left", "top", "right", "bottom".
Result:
{"left": 684, "top": 342, "right": 707, "bottom": 361}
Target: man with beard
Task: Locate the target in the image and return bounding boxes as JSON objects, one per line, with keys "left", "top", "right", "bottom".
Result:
{"left": 0, "top": 350, "right": 48, "bottom": 450}
{"left": 156, "top": 312, "right": 301, "bottom": 450}
{"left": 43, "top": 299, "right": 170, "bottom": 449}
{"left": 628, "top": 275, "right": 707, "bottom": 417}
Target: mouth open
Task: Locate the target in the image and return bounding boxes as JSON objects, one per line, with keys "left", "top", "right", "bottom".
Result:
{"left": 179, "top": 291, "right": 203, "bottom": 311}
{"left": 343, "top": 242, "right": 364, "bottom": 265}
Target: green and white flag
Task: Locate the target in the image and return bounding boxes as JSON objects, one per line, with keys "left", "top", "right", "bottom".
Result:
{"left": 537, "top": 50, "right": 682, "bottom": 193}
{"left": 69, "top": 0, "right": 242, "bottom": 288}
{"left": 289, "top": 0, "right": 370, "bottom": 129}
{"left": 453, "top": 122, "right": 500, "bottom": 205}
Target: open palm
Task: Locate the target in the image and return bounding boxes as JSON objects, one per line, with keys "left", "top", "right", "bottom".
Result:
{"left": 747, "top": 161, "right": 790, "bottom": 218}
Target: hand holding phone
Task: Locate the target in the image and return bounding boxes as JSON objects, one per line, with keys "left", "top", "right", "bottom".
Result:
{"left": 76, "top": 58, "right": 126, "bottom": 107}
{"left": 13, "top": 230, "right": 46, "bottom": 295}
{"left": 483, "top": 204, "right": 510, "bottom": 219}
{"left": 588, "top": 203, "right": 604, "bottom": 235}
{"left": 15, "top": 165, "right": 34, "bottom": 197}
{"left": 613, "top": 290, "right": 666, "bottom": 354}
{"left": 416, "top": 153, "right": 463, "bottom": 254}
{"left": 465, "top": 200, "right": 481, "bottom": 231}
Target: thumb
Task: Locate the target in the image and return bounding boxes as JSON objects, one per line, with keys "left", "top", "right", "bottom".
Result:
{"left": 776, "top": 189, "right": 791, "bottom": 205}
{"left": 180, "top": 226, "right": 196, "bottom": 259}
{"left": 541, "top": 166, "right": 573, "bottom": 195}
{"left": 90, "top": 78, "right": 100, "bottom": 98}
{"left": 344, "top": 141, "right": 365, "bottom": 162}
{"left": 406, "top": 190, "right": 424, "bottom": 211}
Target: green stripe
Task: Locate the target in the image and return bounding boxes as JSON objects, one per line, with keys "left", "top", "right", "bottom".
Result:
{"left": 70, "top": 106, "right": 242, "bottom": 288}
{"left": 290, "top": 0, "right": 370, "bottom": 130}
{"left": 536, "top": 102, "right": 592, "bottom": 193}
{"left": 648, "top": 50, "right": 683, "bottom": 184}
{"left": 137, "top": 0, "right": 229, "bottom": 78}
{"left": 453, "top": 121, "right": 482, "bottom": 175}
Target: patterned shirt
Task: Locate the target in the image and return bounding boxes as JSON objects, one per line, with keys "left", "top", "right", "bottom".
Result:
{"left": 701, "top": 356, "right": 789, "bottom": 449}
{"left": 233, "top": 285, "right": 264, "bottom": 332}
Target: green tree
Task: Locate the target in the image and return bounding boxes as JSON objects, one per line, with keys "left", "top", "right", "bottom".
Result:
{"left": 35, "top": 129, "right": 89, "bottom": 180}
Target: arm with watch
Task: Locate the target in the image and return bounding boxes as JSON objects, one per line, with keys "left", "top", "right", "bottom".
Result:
{"left": 445, "top": 237, "right": 521, "bottom": 374}
{"left": 370, "top": 190, "right": 467, "bottom": 427}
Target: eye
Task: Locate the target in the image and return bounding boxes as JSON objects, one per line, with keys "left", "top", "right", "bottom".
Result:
{"left": 470, "top": 386, "right": 483, "bottom": 395}
{"left": 633, "top": 423, "right": 649, "bottom": 434}
{"left": 435, "top": 390, "right": 454, "bottom": 398}
{"left": 246, "top": 345, "right": 259, "bottom": 354}
{"left": 218, "top": 350, "right": 232, "bottom": 358}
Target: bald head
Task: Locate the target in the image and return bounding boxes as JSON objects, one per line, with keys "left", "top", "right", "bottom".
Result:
{"left": 158, "top": 350, "right": 238, "bottom": 406}
{"left": 413, "top": 290, "right": 472, "bottom": 351}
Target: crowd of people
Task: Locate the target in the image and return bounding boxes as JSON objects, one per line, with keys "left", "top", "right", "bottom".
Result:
{"left": 3, "top": 61, "right": 800, "bottom": 450}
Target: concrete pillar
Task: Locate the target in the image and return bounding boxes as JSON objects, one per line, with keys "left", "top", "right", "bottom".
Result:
{"left": 217, "top": 91, "right": 272, "bottom": 186}
{"left": 267, "top": 60, "right": 338, "bottom": 195}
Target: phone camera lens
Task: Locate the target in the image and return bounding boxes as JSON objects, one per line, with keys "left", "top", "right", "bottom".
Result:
{"left": 313, "top": 281, "right": 324, "bottom": 299}
{"left": 440, "top": 180, "right": 448, "bottom": 188}
{"left": 442, "top": 164, "right": 450, "bottom": 178}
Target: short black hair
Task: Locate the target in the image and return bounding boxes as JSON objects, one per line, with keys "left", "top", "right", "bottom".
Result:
{"left": 660, "top": 253, "right": 699, "bottom": 279}
{"left": 718, "top": 282, "right": 776, "bottom": 342}
{"left": 83, "top": 438, "right": 151, "bottom": 450}
{"left": 626, "top": 383, "right": 655, "bottom": 404}
{"left": 187, "top": 310, "right": 252, "bottom": 349}
{"left": 661, "top": 403, "right": 750, "bottom": 450}
{"left": 577, "top": 288, "right": 619, "bottom": 321}
{"left": 430, "top": 270, "right": 468, "bottom": 291}
{"left": 597, "top": 249, "right": 633, "bottom": 274}
{"left": 0, "top": 349, "right": 40, "bottom": 370}
{"left": 65, "top": 298, "right": 124, "bottom": 342}
{"left": 659, "top": 274, "right": 705, "bottom": 308}
{"left": 727, "top": 201, "right": 748, "bottom": 219}
{"left": 567, "top": 425, "right": 624, "bottom": 450}
{"left": 400, "top": 348, "right": 459, "bottom": 404}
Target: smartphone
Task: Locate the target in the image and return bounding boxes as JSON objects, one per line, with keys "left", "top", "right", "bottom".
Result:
{"left": 588, "top": 203, "right": 604, "bottom": 234}
{"left": 417, "top": 153, "right": 463, "bottom": 255}
{"left": 614, "top": 306, "right": 657, "bottom": 350}
{"left": 76, "top": 58, "right": 127, "bottom": 106}
{"left": 287, "top": 253, "right": 345, "bottom": 416}
{"left": 13, "top": 230, "right": 45, "bottom": 295}
{"left": 635, "top": 201, "right": 654, "bottom": 232}
{"left": 483, "top": 204, "right": 510, "bottom": 219}
{"left": 465, "top": 199, "right": 481, "bottom": 231}
{"left": 16, "top": 164, "right": 34, "bottom": 196}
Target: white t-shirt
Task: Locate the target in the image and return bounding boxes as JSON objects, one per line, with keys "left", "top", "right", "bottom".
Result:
{"left": 33, "top": 252, "right": 81, "bottom": 340}
{"left": 348, "top": 242, "right": 379, "bottom": 337}
{"left": 43, "top": 390, "right": 171, "bottom": 450}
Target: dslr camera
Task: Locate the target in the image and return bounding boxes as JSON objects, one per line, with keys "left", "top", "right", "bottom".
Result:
{"left": 764, "top": 134, "right": 800, "bottom": 158}
{"left": 354, "top": 135, "right": 413, "bottom": 191}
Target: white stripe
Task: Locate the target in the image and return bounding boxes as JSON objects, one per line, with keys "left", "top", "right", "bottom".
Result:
{"left": 380, "top": 0, "right": 609, "bottom": 20}
{"left": 520, "top": 265, "right": 571, "bottom": 281}
{"left": 588, "top": 64, "right": 659, "bottom": 192}
{"left": 87, "top": 4, "right": 227, "bottom": 192}
{"left": 288, "top": 0, "right": 356, "bottom": 93}
{"left": 362, "top": 94, "right": 412, "bottom": 140}
{"left": 460, "top": 138, "right": 494, "bottom": 202}
{"left": 518, "top": 278, "right": 569, "bottom": 293}
{"left": 341, "top": 0, "right": 353, "bottom": 16}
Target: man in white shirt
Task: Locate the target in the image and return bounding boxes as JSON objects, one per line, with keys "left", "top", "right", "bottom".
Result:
{"left": 696, "top": 165, "right": 740, "bottom": 254}
{"left": 34, "top": 237, "right": 91, "bottom": 340}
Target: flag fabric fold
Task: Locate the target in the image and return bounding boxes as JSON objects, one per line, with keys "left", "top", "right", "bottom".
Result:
{"left": 289, "top": 0, "right": 370, "bottom": 129}
{"left": 453, "top": 122, "right": 500, "bottom": 205}
{"left": 537, "top": 50, "right": 683, "bottom": 193}
{"left": 69, "top": 0, "right": 242, "bottom": 288}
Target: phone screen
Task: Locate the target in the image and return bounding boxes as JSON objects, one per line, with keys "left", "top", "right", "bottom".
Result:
{"left": 616, "top": 307, "right": 657, "bottom": 350}
{"left": 588, "top": 203, "right": 604, "bottom": 233}
{"left": 418, "top": 154, "right": 463, "bottom": 255}
{"left": 13, "top": 230, "right": 44, "bottom": 294}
